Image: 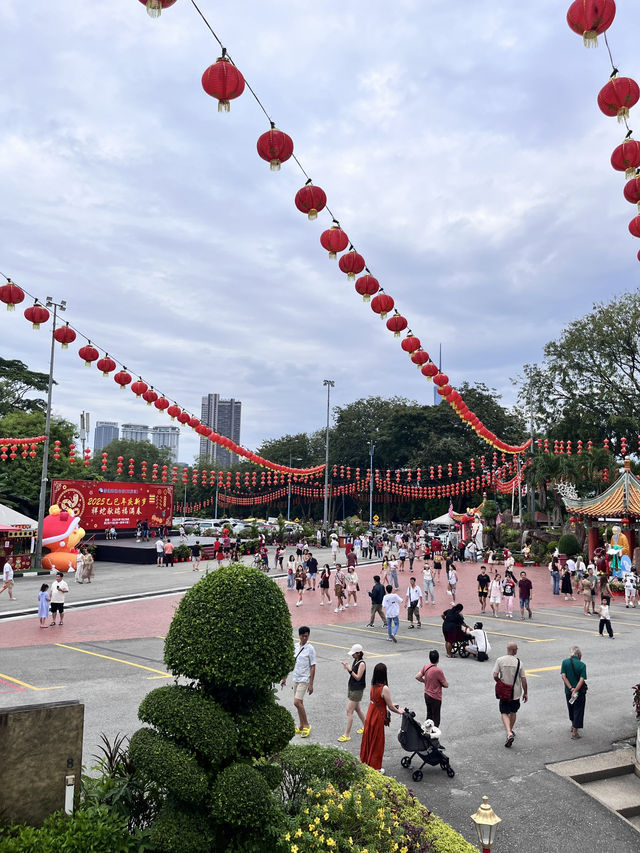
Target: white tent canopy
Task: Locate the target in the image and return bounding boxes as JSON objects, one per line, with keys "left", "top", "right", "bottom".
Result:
{"left": 0, "top": 503, "right": 37, "bottom": 528}
{"left": 428, "top": 512, "right": 456, "bottom": 527}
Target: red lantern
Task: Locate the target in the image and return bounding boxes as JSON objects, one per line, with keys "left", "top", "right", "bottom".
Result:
{"left": 421, "top": 362, "right": 438, "bottom": 379}
{"left": 138, "top": 0, "right": 178, "bottom": 18}
{"left": 386, "top": 312, "right": 407, "bottom": 337}
{"left": 131, "top": 379, "right": 148, "bottom": 398}
{"left": 611, "top": 137, "right": 640, "bottom": 178}
{"left": 400, "top": 334, "right": 421, "bottom": 355}
{"left": 370, "top": 292, "right": 394, "bottom": 319}
{"left": 597, "top": 76, "right": 640, "bottom": 122}
{"left": 295, "top": 182, "right": 327, "bottom": 220}
{"left": 177, "top": 411, "right": 191, "bottom": 425}
{"left": 411, "top": 350, "right": 430, "bottom": 368}
{"left": 78, "top": 343, "right": 99, "bottom": 366}
{"left": 256, "top": 126, "right": 294, "bottom": 171}
{"left": 53, "top": 323, "right": 76, "bottom": 349}
{"left": 0, "top": 279, "right": 25, "bottom": 311}
{"left": 167, "top": 404, "right": 182, "bottom": 421}
{"left": 320, "top": 225, "right": 349, "bottom": 259}
{"left": 355, "top": 274, "right": 379, "bottom": 301}
{"left": 624, "top": 176, "right": 640, "bottom": 212}
{"left": 155, "top": 396, "right": 170, "bottom": 412}
{"left": 566, "top": 0, "right": 616, "bottom": 47}
{"left": 114, "top": 370, "right": 131, "bottom": 389}
{"left": 188, "top": 417, "right": 201, "bottom": 429}
{"left": 97, "top": 355, "right": 116, "bottom": 376}
{"left": 142, "top": 388, "right": 158, "bottom": 406}
{"left": 24, "top": 301, "right": 50, "bottom": 329}
{"left": 629, "top": 216, "right": 640, "bottom": 238}
{"left": 338, "top": 250, "right": 365, "bottom": 281}
{"left": 201, "top": 55, "right": 245, "bottom": 112}
{"left": 433, "top": 373, "right": 449, "bottom": 387}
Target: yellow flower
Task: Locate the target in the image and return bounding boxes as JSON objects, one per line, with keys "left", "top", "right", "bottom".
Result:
{"left": 291, "top": 846, "right": 298, "bottom": 853}
{"left": 378, "top": 808, "right": 385, "bottom": 818}
{"left": 348, "top": 838, "right": 353, "bottom": 845}
{"left": 309, "top": 824, "right": 315, "bottom": 832}
{"left": 342, "top": 790, "right": 351, "bottom": 799}
{"left": 369, "top": 791, "right": 376, "bottom": 799}
{"left": 295, "top": 829, "right": 303, "bottom": 838}
{"left": 401, "top": 847, "right": 408, "bottom": 853}
{"left": 326, "top": 840, "right": 336, "bottom": 848}
{"left": 337, "top": 804, "right": 343, "bottom": 811}
{"left": 284, "top": 833, "right": 291, "bottom": 841}
{"left": 305, "top": 808, "right": 310, "bottom": 814}
{"left": 323, "top": 812, "right": 329, "bottom": 821}
{"left": 306, "top": 787, "right": 313, "bottom": 794}
{"left": 314, "top": 816, "right": 321, "bottom": 824}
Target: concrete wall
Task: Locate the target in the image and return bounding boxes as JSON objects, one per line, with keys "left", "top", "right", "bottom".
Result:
{"left": 0, "top": 700, "right": 84, "bottom": 826}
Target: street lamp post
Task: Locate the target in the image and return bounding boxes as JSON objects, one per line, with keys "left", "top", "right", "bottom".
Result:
{"left": 470, "top": 795, "right": 501, "bottom": 853}
{"left": 369, "top": 441, "right": 375, "bottom": 532}
{"left": 35, "top": 296, "right": 66, "bottom": 571}
{"left": 287, "top": 453, "right": 302, "bottom": 521}
{"left": 322, "top": 379, "right": 334, "bottom": 537}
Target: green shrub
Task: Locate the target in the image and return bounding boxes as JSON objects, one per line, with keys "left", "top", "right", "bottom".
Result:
{"left": 0, "top": 806, "right": 144, "bottom": 852}
{"left": 530, "top": 541, "right": 547, "bottom": 563}
{"left": 129, "top": 727, "right": 209, "bottom": 804}
{"left": 234, "top": 696, "right": 296, "bottom": 758}
{"left": 138, "top": 685, "right": 237, "bottom": 767}
{"left": 150, "top": 800, "right": 214, "bottom": 853}
{"left": 558, "top": 533, "right": 580, "bottom": 556}
{"left": 173, "top": 544, "right": 191, "bottom": 560}
{"left": 272, "top": 744, "right": 365, "bottom": 813}
{"left": 424, "top": 816, "right": 479, "bottom": 853}
{"left": 163, "top": 565, "right": 294, "bottom": 697}
{"left": 210, "top": 763, "right": 281, "bottom": 831}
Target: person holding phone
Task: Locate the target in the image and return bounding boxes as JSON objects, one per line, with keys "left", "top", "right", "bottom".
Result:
{"left": 338, "top": 644, "right": 367, "bottom": 742}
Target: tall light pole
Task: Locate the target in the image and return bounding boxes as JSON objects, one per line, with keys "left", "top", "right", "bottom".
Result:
{"left": 287, "top": 452, "right": 302, "bottom": 521}
{"left": 79, "top": 411, "right": 90, "bottom": 456}
{"left": 322, "top": 379, "right": 334, "bottom": 537}
{"left": 35, "top": 296, "right": 66, "bottom": 570}
{"left": 369, "top": 440, "right": 375, "bottom": 531}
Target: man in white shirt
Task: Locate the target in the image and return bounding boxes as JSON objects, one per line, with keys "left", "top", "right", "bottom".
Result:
{"left": 50, "top": 571, "right": 69, "bottom": 626}
{"left": 405, "top": 577, "right": 423, "bottom": 628}
{"left": 382, "top": 585, "right": 403, "bottom": 643}
{"left": 465, "top": 621, "right": 492, "bottom": 660}
{"left": 1, "top": 560, "right": 16, "bottom": 600}
{"left": 281, "top": 626, "right": 316, "bottom": 737}
{"left": 361, "top": 534, "right": 369, "bottom": 560}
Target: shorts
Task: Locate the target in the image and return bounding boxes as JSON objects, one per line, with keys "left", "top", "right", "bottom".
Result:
{"left": 51, "top": 602, "right": 64, "bottom": 614}
{"left": 347, "top": 688, "right": 364, "bottom": 703}
{"left": 319, "top": 580, "right": 329, "bottom": 589}
{"left": 3, "top": 579, "right": 14, "bottom": 590}
{"left": 519, "top": 598, "right": 530, "bottom": 609}
{"left": 293, "top": 682, "right": 309, "bottom": 700}
{"left": 490, "top": 596, "right": 501, "bottom": 604}
{"left": 499, "top": 698, "right": 521, "bottom": 714}
{"left": 478, "top": 591, "right": 488, "bottom": 599}
{"left": 295, "top": 581, "right": 304, "bottom": 591}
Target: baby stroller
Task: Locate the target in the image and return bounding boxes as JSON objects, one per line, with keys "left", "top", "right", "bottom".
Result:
{"left": 397, "top": 710, "right": 455, "bottom": 781}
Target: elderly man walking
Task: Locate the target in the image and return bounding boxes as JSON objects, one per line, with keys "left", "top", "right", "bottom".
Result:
{"left": 493, "top": 641, "right": 528, "bottom": 747}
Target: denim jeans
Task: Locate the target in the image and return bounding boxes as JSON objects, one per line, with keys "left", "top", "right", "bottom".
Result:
{"left": 389, "top": 569, "right": 399, "bottom": 589}
{"left": 387, "top": 615, "right": 399, "bottom": 638}
{"left": 287, "top": 573, "right": 295, "bottom": 589}
{"left": 424, "top": 579, "right": 435, "bottom": 602}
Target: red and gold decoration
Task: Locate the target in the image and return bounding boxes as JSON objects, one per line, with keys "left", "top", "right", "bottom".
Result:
{"left": 295, "top": 181, "right": 327, "bottom": 220}
{"left": 257, "top": 126, "right": 294, "bottom": 171}
{"left": 0, "top": 279, "right": 25, "bottom": 311}
{"left": 566, "top": 0, "right": 616, "bottom": 48}
{"left": 201, "top": 54, "right": 245, "bottom": 112}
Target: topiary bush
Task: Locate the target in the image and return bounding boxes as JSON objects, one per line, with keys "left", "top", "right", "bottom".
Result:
{"left": 127, "top": 563, "right": 297, "bottom": 851}
{"left": 271, "top": 744, "right": 366, "bottom": 814}
{"left": 163, "top": 564, "right": 294, "bottom": 695}
{"left": 128, "top": 728, "right": 209, "bottom": 805}
{"left": 558, "top": 533, "right": 580, "bottom": 556}
{"left": 138, "top": 684, "right": 237, "bottom": 767}
{"left": 234, "top": 695, "right": 296, "bottom": 758}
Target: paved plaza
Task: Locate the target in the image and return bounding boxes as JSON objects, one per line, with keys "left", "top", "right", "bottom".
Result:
{"left": 1, "top": 552, "right": 639, "bottom": 852}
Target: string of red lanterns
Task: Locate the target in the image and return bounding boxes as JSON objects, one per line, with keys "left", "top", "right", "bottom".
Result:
{"left": 127, "top": 0, "right": 532, "bottom": 455}
{"left": 567, "top": 1, "right": 640, "bottom": 263}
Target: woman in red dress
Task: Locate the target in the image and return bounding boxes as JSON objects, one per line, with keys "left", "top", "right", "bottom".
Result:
{"left": 360, "top": 663, "right": 405, "bottom": 771}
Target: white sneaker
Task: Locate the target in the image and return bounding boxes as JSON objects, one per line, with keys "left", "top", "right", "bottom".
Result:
{"left": 320, "top": 602, "right": 324, "bottom": 606}
{"left": 344, "top": 604, "right": 349, "bottom": 607}
{"left": 334, "top": 608, "right": 340, "bottom": 613}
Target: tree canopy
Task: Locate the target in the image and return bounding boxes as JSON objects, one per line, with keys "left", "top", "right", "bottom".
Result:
{"left": 0, "top": 357, "right": 49, "bottom": 418}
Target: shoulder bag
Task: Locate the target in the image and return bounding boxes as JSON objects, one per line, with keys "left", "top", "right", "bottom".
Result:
{"left": 569, "top": 657, "right": 588, "bottom": 694}
{"left": 495, "top": 658, "right": 520, "bottom": 700}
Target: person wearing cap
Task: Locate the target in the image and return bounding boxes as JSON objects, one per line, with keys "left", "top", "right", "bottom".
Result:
{"left": 338, "top": 644, "right": 367, "bottom": 742}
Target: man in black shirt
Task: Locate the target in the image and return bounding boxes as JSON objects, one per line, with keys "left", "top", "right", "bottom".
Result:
{"left": 477, "top": 566, "right": 490, "bottom": 613}
{"left": 366, "top": 575, "right": 386, "bottom": 628}
{"left": 307, "top": 553, "right": 318, "bottom": 590}
{"left": 191, "top": 540, "right": 201, "bottom": 572}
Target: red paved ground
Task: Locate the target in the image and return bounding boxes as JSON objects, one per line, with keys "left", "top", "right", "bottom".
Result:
{"left": 1, "top": 560, "right": 572, "bottom": 650}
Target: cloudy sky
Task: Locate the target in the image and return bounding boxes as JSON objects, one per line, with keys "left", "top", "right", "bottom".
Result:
{"left": 1, "top": 0, "right": 638, "bottom": 465}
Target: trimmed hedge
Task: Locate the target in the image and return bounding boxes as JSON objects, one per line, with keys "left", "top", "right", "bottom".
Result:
{"left": 272, "top": 743, "right": 365, "bottom": 813}
{"left": 128, "top": 727, "right": 209, "bottom": 804}
{"left": 163, "top": 564, "right": 294, "bottom": 695}
{"left": 558, "top": 533, "right": 579, "bottom": 556}
{"left": 234, "top": 696, "right": 296, "bottom": 758}
{"left": 210, "top": 762, "right": 282, "bottom": 833}
{"left": 138, "top": 684, "right": 237, "bottom": 767}
{"left": 150, "top": 800, "right": 214, "bottom": 853}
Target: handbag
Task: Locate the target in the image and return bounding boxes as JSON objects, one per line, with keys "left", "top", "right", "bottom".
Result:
{"left": 495, "top": 658, "right": 520, "bottom": 700}
{"left": 356, "top": 583, "right": 360, "bottom": 591}
{"left": 384, "top": 709, "right": 391, "bottom": 727}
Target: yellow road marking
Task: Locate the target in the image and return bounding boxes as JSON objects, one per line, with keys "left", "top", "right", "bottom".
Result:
{"left": 0, "top": 671, "right": 65, "bottom": 691}
{"left": 416, "top": 621, "right": 551, "bottom": 644}
{"left": 55, "top": 643, "right": 171, "bottom": 677}
{"left": 291, "top": 636, "right": 400, "bottom": 658}
{"left": 525, "top": 665, "right": 561, "bottom": 678}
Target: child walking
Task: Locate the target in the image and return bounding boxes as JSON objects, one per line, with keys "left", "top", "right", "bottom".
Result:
{"left": 38, "top": 583, "right": 50, "bottom": 628}
{"left": 598, "top": 595, "right": 614, "bottom": 638}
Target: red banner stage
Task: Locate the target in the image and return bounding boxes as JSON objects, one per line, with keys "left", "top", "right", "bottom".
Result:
{"left": 50, "top": 479, "right": 174, "bottom": 531}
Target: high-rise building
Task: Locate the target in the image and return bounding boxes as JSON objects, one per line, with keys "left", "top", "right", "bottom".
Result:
{"left": 94, "top": 420, "right": 119, "bottom": 452}
{"left": 199, "top": 394, "right": 242, "bottom": 467}
{"left": 151, "top": 425, "right": 180, "bottom": 462}
{"left": 121, "top": 423, "right": 150, "bottom": 443}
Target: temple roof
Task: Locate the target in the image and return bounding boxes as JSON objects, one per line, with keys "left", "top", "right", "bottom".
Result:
{"left": 561, "top": 460, "right": 640, "bottom": 519}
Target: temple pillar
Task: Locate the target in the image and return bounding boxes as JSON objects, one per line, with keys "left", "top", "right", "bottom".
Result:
{"left": 587, "top": 526, "right": 599, "bottom": 561}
